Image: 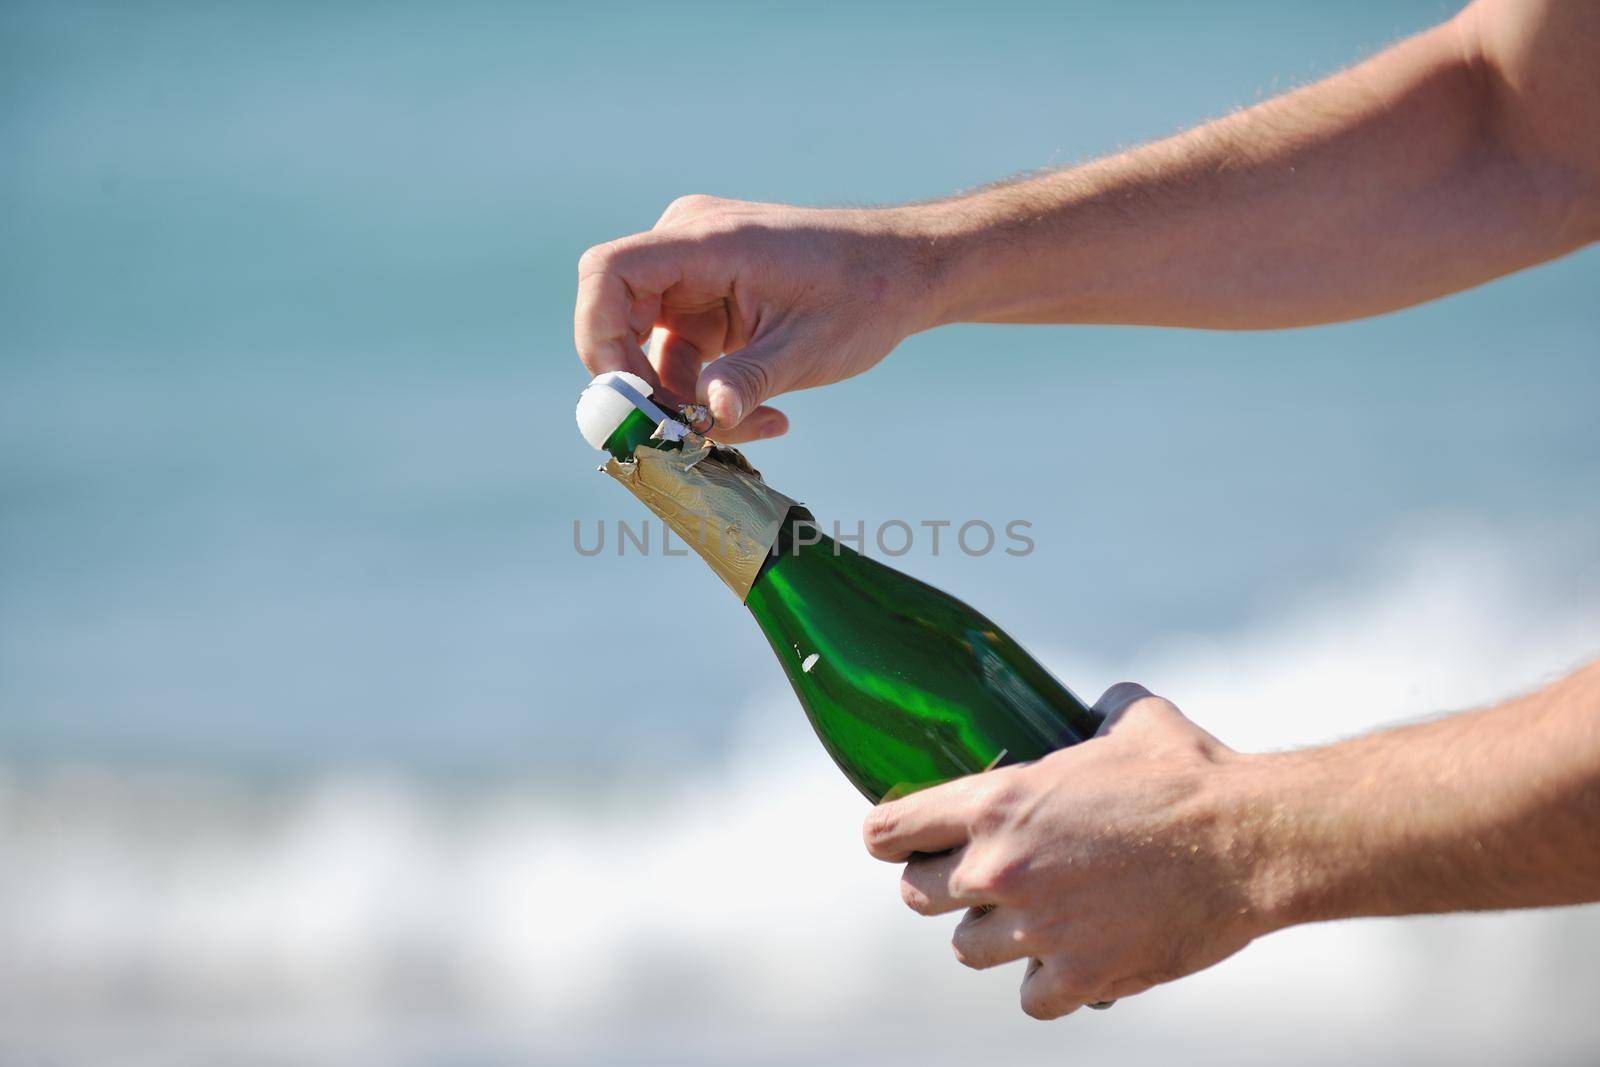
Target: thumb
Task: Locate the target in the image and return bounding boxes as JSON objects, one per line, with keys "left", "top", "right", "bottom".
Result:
{"left": 1092, "top": 682, "right": 1228, "bottom": 754}
{"left": 1091, "top": 683, "right": 1189, "bottom": 739}
{"left": 1092, "top": 682, "right": 1157, "bottom": 730}
{"left": 697, "top": 339, "right": 792, "bottom": 431}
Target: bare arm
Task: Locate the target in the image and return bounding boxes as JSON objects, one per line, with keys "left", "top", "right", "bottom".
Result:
{"left": 1246, "top": 656, "right": 1600, "bottom": 923}
{"left": 862, "top": 662, "right": 1600, "bottom": 1019}
{"left": 574, "top": 0, "right": 1600, "bottom": 437}
{"left": 919, "top": 0, "right": 1600, "bottom": 330}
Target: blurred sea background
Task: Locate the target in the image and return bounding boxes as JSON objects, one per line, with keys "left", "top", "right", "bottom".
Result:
{"left": 3, "top": 1, "right": 1599, "bottom": 1063}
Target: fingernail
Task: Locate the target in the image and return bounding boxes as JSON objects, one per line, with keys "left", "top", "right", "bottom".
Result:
{"left": 708, "top": 381, "right": 744, "bottom": 425}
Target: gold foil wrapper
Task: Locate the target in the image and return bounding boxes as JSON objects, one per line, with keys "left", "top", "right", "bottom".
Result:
{"left": 603, "top": 432, "right": 802, "bottom": 601}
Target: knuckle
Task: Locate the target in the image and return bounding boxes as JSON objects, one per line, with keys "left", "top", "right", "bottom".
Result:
{"left": 954, "top": 852, "right": 1029, "bottom": 902}
{"left": 969, "top": 775, "right": 1025, "bottom": 835}
{"left": 988, "top": 857, "right": 1028, "bottom": 898}
{"left": 947, "top": 864, "right": 983, "bottom": 898}
{"left": 862, "top": 807, "right": 897, "bottom": 853}
{"left": 665, "top": 193, "right": 719, "bottom": 219}
{"left": 577, "top": 240, "right": 621, "bottom": 277}
{"left": 969, "top": 801, "right": 1005, "bottom": 839}
{"left": 947, "top": 851, "right": 1011, "bottom": 902}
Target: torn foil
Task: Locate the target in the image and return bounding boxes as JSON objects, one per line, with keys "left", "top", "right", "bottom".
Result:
{"left": 602, "top": 430, "right": 803, "bottom": 601}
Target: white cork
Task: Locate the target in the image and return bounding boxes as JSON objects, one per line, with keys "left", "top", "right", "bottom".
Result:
{"left": 575, "top": 371, "right": 655, "bottom": 451}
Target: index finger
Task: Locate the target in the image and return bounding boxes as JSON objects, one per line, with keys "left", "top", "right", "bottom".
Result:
{"left": 573, "top": 267, "right": 657, "bottom": 383}
{"left": 573, "top": 236, "right": 683, "bottom": 380}
{"left": 862, "top": 775, "right": 987, "bottom": 862}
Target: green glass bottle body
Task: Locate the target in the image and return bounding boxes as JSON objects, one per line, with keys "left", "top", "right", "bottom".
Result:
{"left": 745, "top": 521, "right": 1100, "bottom": 800}
{"left": 605, "top": 415, "right": 1100, "bottom": 802}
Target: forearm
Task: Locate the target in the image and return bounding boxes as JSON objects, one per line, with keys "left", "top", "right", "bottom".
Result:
{"left": 904, "top": 6, "right": 1596, "bottom": 331}
{"left": 1236, "top": 658, "right": 1600, "bottom": 929}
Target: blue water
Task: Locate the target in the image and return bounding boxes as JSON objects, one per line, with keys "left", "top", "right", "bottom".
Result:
{"left": 2, "top": 0, "right": 1596, "bottom": 777}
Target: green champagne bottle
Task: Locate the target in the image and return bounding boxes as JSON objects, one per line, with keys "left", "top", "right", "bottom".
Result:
{"left": 578, "top": 371, "right": 1102, "bottom": 802}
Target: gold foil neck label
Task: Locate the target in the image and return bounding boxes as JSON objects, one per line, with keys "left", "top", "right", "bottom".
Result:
{"left": 603, "top": 435, "right": 801, "bottom": 601}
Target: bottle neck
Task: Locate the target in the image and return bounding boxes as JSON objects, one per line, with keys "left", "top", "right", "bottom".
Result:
{"left": 603, "top": 407, "right": 668, "bottom": 462}
{"left": 753, "top": 514, "right": 844, "bottom": 586}
{"left": 599, "top": 402, "right": 799, "bottom": 600}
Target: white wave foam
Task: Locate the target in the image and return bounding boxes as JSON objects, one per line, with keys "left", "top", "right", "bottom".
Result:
{"left": 2, "top": 523, "right": 1598, "bottom": 1064}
